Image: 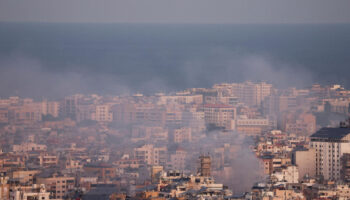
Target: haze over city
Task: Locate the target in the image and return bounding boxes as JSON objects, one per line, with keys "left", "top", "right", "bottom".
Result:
{"left": 1, "top": 1, "right": 350, "bottom": 200}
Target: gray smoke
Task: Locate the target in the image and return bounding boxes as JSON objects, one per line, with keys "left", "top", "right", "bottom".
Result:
{"left": 0, "top": 49, "right": 314, "bottom": 99}
{"left": 0, "top": 55, "right": 132, "bottom": 99}
{"left": 213, "top": 133, "right": 264, "bottom": 194}
{"left": 182, "top": 48, "right": 314, "bottom": 89}
{"left": 183, "top": 130, "right": 264, "bottom": 194}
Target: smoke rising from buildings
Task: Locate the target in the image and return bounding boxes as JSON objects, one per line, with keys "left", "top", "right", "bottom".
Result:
{"left": 215, "top": 133, "right": 264, "bottom": 193}
{"left": 0, "top": 23, "right": 348, "bottom": 197}
{"left": 0, "top": 55, "right": 132, "bottom": 99}
{"left": 182, "top": 49, "right": 314, "bottom": 89}
{"left": 0, "top": 34, "right": 317, "bottom": 195}
{"left": 0, "top": 50, "right": 313, "bottom": 99}
{"left": 181, "top": 130, "right": 264, "bottom": 194}
{"left": 0, "top": 1, "right": 350, "bottom": 198}
{"left": 2, "top": 23, "right": 349, "bottom": 99}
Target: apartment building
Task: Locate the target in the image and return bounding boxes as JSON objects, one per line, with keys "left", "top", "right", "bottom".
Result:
{"left": 213, "top": 81, "right": 273, "bottom": 107}
{"left": 12, "top": 143, "right": 47, "bottom": 152}
{"left": 41, "top": 100, "right": 60, "bottom": 118}
{"left": 293, "top": 148, "right": 316, "bottom": 180}
{"left": 168, "top": 148, "right": 187, "bottom": 171}
{"left": 0, "top": 108, "right": 9, "bottom": 123}
{"left": 236, "top": 115, "right": 271, "bottom": 135}
{"left": 12, "top": 170, "right": 40, "bottom": 185}
{"left": 282, "top": 112, "right": 316, "bottom": 135}
{"left": 173, "top": 127, "right": 192, "bottom": 143}
{"left": 8, "top": 103, "right": 42, "bottom": 124}
{"left": 94, "top": 104, "right": 113, "bottom": 122}
{"left": 36, "top": 173, "right": 75, "bottom": 200}
{"left": 157, "top": 94, "right": 203, "bottom": 105}
{"left": 310, "top": 127, "right": 350, "bottom": 180}
{"left": 10, "top": 185, "right": 50, "bottom": 200}
{"left": 203, "top": 104, "right": 236, "bottom": 130}
{"left": 134, "top": 144, "right": 167, "bottom": 166}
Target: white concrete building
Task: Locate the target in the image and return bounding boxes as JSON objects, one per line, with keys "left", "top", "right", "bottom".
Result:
{"left": 272, "top": 166, "right": 299, "bottom": 183}
{"left": 310, "top": 127, "right": 350, "bottom": 180}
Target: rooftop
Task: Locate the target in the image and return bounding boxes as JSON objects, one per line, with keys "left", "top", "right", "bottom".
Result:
{"left": 310, "top": 127, "right": 350, "bottom": 140}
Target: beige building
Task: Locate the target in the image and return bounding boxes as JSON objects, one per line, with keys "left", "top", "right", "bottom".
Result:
{"left": 273, "top": 188, "right": 305, "bottom": 200}
{"left": 12, "top": 170, "right": 40, "bottom": 185}
{"left": 10, "top": 185, "right": 50, "bottom": 200}
{"left": 213, "top": 81, "right": 273, "bottom": 107}
{"left": 0, "top": 108, "right": 9, "bottom": 123}
{"left": 324, "top": 98, "right": 350, "bottom": 115}
{"left": 76, "top": 103, "right": 94, "bottom": 122}
{"left": 38, "top": 154, "right": 59, "bottom": 167}
{"left": 203, "top": 104, "right": 236, "bottom": 130}
{"left": 168, "top": 148, "right": 187, "bottom": 171}
{"left": 157, "top": 94, "right": 203, "bottom": 105}
{"left": 12, "top": 143, "right": 47, "bottom": 152}
{"left": 173, "top": 127, "right": 192, "bottom": 143}
{"left": 282, "top": 112, "right": 316, "bottom": 136}
{"left": 205, "top": 95, "right": 239, "bottom": 106}
{"left": 94, "top": 104, "right": 113, "bottom": 122}
{"left": 36, "top": 173, "right": 75, "bottom": 200}
{"left": 131, "top": 126, "right": 168, "bottom": 143}
{"left": 113, "top": 103, "right": 166, "bottom": 126}
{"left": 41, "top": 100, "right": 60, "bottom": 118}
{"left": 8, "top": 103, "right": 42, "bottom": 124}
{"left": 293, "top": 148, "right": 316, "bottom": 180}
{"left": 337, "top": 184, "right": 350, "bottom": 200}
{"left": 236, "top": 115, "right": 271, "bottom": 135}
{"left": 134, "top": 144, "right": 167, "bottom": 166}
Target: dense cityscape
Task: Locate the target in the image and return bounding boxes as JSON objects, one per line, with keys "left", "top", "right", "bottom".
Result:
{"left": 1, "top": 81, "right": 350, "bottom": 199}
{"left": 2, "top": 0, "right": 350, "bottom": 199}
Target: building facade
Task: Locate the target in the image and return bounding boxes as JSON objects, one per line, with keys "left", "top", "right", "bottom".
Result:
{"left": 310, "top": 127, "right": 350, "bottom": 180}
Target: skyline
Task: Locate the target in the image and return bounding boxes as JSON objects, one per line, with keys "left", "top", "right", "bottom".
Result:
{"left": 0, "top": 78, "right": 349, "bottom": 198}
{"left": 2, "top": 1, "right": 350, "bottom": 199}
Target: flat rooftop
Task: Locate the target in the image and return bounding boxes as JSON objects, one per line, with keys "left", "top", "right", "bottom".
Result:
{"left": 310, "top": 127, "right": 350, "bottom": 140}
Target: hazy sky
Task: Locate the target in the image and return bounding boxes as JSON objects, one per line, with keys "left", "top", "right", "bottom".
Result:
{"left": 1, "top": 0, "right": 350, "bottom": 24}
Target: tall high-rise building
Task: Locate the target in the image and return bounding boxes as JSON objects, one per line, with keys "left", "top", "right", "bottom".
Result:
{"left": 310, "top": 127, "right": 350, "bottom": 180}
